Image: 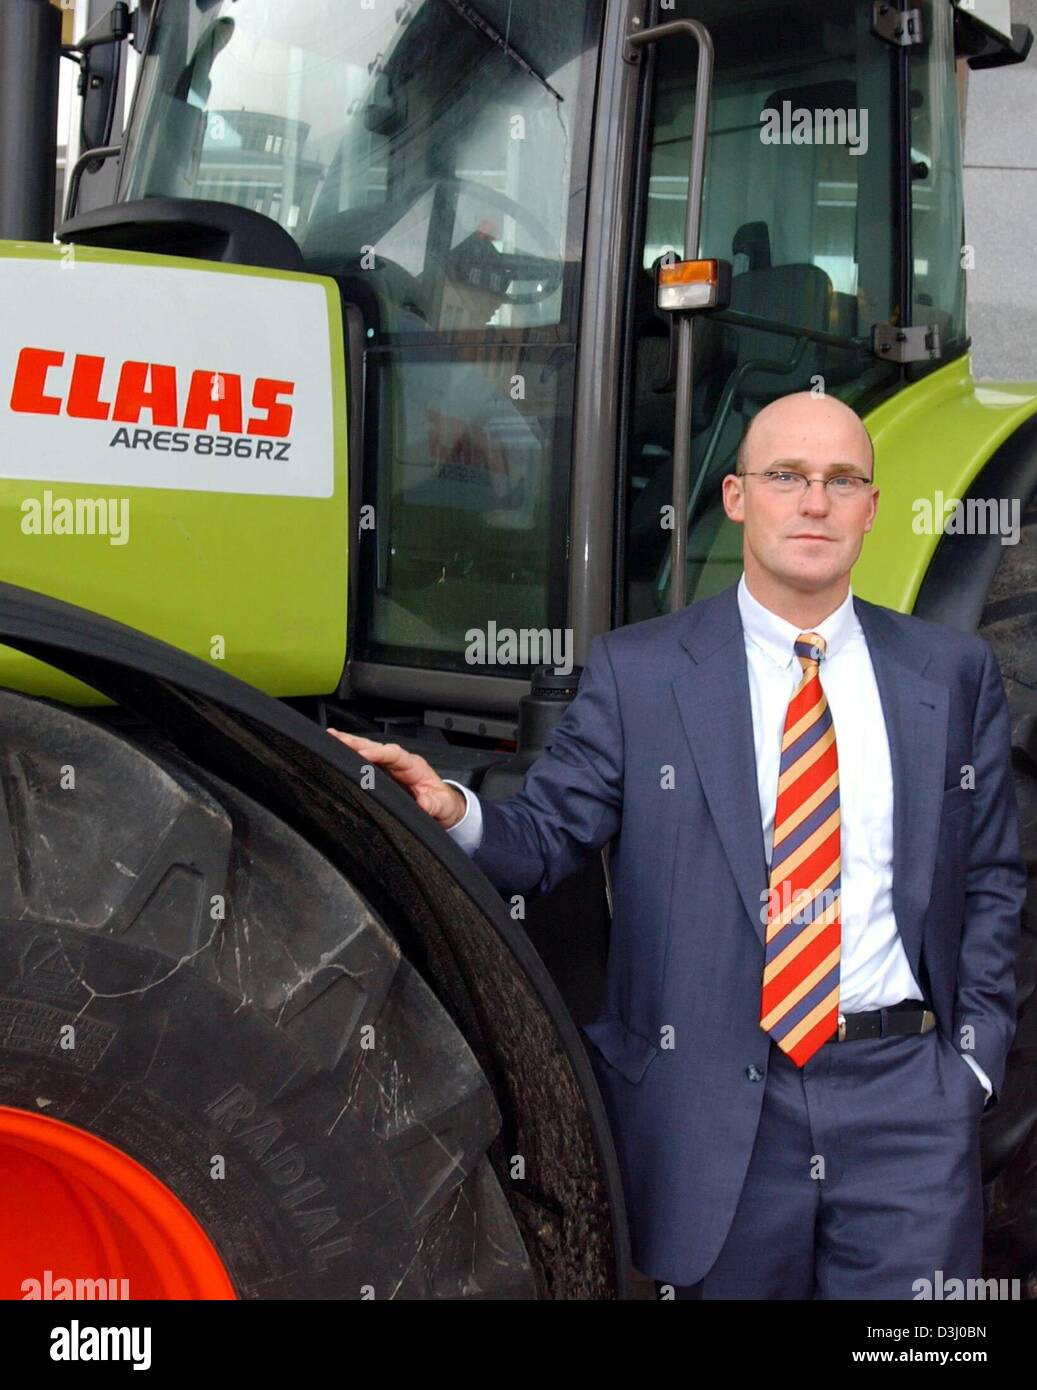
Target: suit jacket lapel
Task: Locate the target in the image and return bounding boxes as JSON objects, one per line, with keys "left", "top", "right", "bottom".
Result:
{"left": 672, "top": 585, "right": 770, "bottom": 946}
{"left": 671, "top": 584, "right": 949, "bottom": 974}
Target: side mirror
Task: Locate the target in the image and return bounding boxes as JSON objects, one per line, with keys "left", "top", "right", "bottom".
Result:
{"left": 63, "top": 2, "right": 132, "bottom": 166}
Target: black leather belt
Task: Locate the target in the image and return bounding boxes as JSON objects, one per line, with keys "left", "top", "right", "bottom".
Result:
{"left": 833, "top": 998, "right": 936, "bottom": 1043}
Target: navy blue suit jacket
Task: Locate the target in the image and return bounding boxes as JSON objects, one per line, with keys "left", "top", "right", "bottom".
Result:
{"left": 470, "top": 582, "right": 1026, "bottom": 1283}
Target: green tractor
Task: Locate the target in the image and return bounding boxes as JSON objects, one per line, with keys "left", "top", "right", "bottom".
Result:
{"left": 0, "top": 0, "right": 1033, "bottom": 1298}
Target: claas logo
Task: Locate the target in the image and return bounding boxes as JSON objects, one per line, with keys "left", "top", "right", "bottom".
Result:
{"left": 8, "top": 348, "right": 295, "bottom": 438}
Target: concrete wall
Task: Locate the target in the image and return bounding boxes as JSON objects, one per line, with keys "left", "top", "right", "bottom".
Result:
{"left": 962, "top": 0, "right": 1037, "bottom": 380}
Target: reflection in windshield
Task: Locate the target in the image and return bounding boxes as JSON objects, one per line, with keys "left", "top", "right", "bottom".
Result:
{"left": 124, "top": 0, "right": 590, "bottom": 331}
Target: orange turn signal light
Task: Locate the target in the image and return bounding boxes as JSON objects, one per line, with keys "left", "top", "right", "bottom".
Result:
{"left": 656, "top": 257, "right": 731, "bottom": 312}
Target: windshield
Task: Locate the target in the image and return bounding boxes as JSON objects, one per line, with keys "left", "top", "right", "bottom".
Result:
{"left": 123, "top": 0, "right": 602, "bottom": 674}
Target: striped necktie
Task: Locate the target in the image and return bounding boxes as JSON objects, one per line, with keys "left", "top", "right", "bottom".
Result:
{"left": 759, "top": 631, "right": 842, "bottom": 1066}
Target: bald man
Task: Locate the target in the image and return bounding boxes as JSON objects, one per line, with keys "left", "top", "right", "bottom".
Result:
{"left": 329, "top": 392, "right": 1025, "bottom": 1300}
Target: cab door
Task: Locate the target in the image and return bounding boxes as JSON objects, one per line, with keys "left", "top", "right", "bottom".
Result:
{"left": 621, "top": 0, "right": 903, "bottom": 625}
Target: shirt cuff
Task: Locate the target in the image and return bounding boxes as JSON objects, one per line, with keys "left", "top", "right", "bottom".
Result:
{"left": 959, "top": 1051, "right": 993, "bottom": 1105}
{"left": 442, "top": 779, "right": 484, "bottom": 853}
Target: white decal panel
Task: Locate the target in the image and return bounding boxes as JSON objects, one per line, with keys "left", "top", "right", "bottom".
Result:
{"left": 0, "top": 256, "right": 336, "bottom": 497}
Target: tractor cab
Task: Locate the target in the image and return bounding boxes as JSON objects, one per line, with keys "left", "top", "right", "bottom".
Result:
{"left": 60, "top": 0, "right": 1021, "bottom": 680}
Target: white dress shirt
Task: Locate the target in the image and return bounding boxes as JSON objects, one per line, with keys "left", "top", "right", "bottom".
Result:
{"left": 445, "top": 574, "right": 990, "bottom": 1099}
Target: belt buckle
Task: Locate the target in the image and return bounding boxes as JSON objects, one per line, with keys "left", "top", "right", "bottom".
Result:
{"left": 837, "top": 1012, "right": 847, "bottom": 1042}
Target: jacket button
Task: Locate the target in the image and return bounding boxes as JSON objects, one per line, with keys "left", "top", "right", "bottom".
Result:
{"left": 746, "top": 1064, "right": 764, "bottom": 1082}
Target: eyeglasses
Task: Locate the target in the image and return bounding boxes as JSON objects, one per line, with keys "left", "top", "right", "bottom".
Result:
{"left": 738, "top": 469, "right": 874, "bottom": 499}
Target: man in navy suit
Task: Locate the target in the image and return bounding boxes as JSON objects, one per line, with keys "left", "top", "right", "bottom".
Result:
{"left": 329, "top": 391, "right": 1026, "bottom": 1299}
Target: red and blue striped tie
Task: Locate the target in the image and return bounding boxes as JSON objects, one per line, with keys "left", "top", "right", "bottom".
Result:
{"left": 759, "top": 631, "right": 842, "bottom": 1066}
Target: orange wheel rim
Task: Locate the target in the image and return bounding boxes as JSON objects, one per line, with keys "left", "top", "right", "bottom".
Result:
{"left": 0, "top": 1105, "right": 236, "bottom": 1300}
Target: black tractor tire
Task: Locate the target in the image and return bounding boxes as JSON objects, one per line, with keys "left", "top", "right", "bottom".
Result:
{"left": 975, "top": 487, "right": 1037, "bottom": 1294}
{"left": 0, "top": 689, "right": 537, "bottom": 1299}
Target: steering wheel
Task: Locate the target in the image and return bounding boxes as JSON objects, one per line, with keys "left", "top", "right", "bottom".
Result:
{"left": 302, "top": 175, "right": 564, "bottom": 322}
{"left": 430, "top": 177, "right": 565, "bottom": 307}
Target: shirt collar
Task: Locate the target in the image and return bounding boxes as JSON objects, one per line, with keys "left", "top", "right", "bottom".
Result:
{"left": 736, "top": 572, "right": 859, "bottom": 669}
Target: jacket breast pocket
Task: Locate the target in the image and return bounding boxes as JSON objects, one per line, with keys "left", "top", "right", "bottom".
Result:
{"left": 581, "top": 1016, "right": 660, "bottom": 1084}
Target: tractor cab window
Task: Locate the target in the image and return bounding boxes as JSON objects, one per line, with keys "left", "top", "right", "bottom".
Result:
{"left": 624, "top": 0, "right": 902, "bottom": 624}
{"left": 122, "top": 0, "right": 601, "bottom": 675}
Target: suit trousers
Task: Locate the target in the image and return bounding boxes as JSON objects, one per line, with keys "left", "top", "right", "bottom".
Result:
{"left": 655, "top": 1026, "right": 986, "bottom": 1299}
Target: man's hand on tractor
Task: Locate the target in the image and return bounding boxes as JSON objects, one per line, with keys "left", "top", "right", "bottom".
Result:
{"left": 326, "top": 730, "right": 468, "bottom": 830}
